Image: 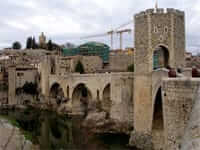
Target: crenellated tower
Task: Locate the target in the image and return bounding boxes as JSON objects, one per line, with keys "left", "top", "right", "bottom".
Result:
{"left": 132, "top": 8, "right": 185, "bottom": 149}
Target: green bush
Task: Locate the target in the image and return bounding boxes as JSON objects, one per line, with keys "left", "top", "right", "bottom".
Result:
{"left": 22, "top": 82, "right": 38, "bottom": 95}
{"left": 127, "top": 64, "right": 134, "bottom": 72}
{"left": 0, "top": 83, "right": 8, "bottom": 91}
{"left": 75, "top": 61, "right": 85, "bottom": 74}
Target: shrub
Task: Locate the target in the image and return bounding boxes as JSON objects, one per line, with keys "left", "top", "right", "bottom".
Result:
{"left": 75, "top": 61, "right": 85, "bottom": 74}
{"left": 127, "top": 64, "right": 134, "bottom": 72}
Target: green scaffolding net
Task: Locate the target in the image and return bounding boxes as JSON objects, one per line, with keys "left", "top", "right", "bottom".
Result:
{"left": 62, "top": 42, "right": 110, "bottom": 63}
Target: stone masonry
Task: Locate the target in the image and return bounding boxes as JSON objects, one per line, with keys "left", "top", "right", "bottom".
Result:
{"left": 162, "top": 78, "right": 200, "bottom": 150}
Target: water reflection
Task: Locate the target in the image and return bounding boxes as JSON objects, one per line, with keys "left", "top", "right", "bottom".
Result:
{"left": 0, "top": 108, "right": 132, "bottom": 150}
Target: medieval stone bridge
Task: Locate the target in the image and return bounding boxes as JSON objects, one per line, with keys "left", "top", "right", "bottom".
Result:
{"left": 43, "top": 72, "right": 134, "bottom": 119}
{"left": 42, "top": 69, "right": 170, "bottom": 125}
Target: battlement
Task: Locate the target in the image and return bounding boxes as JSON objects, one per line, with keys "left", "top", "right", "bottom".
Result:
{"left": 135, "top": 8, "right": 184, "bottom": 18}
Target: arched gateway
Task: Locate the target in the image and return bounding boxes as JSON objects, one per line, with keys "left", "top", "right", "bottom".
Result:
{"left": 152, "top": 87, "right": 164, "bottom": 149}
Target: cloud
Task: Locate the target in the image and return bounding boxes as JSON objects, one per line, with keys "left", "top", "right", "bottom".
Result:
{"left": 0, "top": 0, "right": 199, "bottom": 53}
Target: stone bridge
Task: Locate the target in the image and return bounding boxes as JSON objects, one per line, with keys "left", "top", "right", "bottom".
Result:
{"left": 42, "top": 72, "right": 133, "bottom": 121}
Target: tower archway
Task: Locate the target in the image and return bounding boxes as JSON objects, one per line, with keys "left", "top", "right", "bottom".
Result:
{"left": 153, "top": 46, "right": 169, "bottom": 70}
{"left": 152, "top": 87, "right": 164, "bottom": 149}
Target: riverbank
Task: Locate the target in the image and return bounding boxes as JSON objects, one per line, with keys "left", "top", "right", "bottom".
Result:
{"left": 0, "top": 118, "right": 39, "bottom": 150}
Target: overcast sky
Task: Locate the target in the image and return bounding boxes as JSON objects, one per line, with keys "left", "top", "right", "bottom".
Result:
{"left": 0, "top": 0, "right": 200, "bottom": 53}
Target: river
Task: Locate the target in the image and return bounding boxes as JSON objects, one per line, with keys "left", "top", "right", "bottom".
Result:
{"left": 0, "top": 107, "right": 133, "bottom": 150}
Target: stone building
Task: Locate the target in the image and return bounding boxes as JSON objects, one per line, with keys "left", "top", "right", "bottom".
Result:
{"left": 8, "top": 65, "right": 38, "bottom": 105}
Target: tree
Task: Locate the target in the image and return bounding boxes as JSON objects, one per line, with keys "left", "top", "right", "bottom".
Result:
{"left": 22, "top": 82, "right": 38, "bottom": 95}
{"left": 12, "top": 41, "right": 21, "bottom": 49}
{"left": 47, "top": 40, "right": 53, "bottom": 51}
{"left": 26, "top": 37, "right": 32, "bottom": 49}
{"left": 75, "top": 60, "right": 85, "bottom": 74}
{"left": 32, "top": 37, "right": 36, "bottom": 49}
{"left": 127, "top": 64, "right": 134, "bottom": 72}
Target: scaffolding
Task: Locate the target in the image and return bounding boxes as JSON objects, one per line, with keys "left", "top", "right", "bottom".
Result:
{"left": 62, "top": 42, "right": 110, "bottom": 63}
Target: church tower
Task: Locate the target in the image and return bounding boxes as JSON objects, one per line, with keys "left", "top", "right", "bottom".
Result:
{"left": 39, "top": 32, "right": 46, "bottom": 48}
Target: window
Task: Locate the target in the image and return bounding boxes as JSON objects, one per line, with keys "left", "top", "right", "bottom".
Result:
{"left": 17, "top": 72, "right": 24, "bottom": 77}
{"left": 154, "top": 26, "right": 158, "bottom": 33}
{"left": 164, "top": 26, "right": 168, "bottom": 33}
{"left": 153, "top": 46, "right": 169, "bottom": 70}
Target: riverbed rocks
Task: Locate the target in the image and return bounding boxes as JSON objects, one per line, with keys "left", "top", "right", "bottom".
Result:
{"left": 0, "top": 118, "right": 39, "bottom": 150}
{"left": 129, "top": 131, "right": 153, "bottom": 150}
{"left": 83, "top": 111, "right": 132, "bottom": 134}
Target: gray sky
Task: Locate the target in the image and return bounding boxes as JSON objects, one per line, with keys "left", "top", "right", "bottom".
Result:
{"left": 0, "top": 0, "right": 199, "bottom": 53}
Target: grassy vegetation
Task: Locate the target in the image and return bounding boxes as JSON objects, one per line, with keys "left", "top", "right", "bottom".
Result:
{"left": 0, "top": 115, "right": 20, "bottom": 128}
{"left": 22, "top": 130, "right": 34, "bottom": 141}
{"left": 0, "top": 115, "right": 33, "bottom": 142}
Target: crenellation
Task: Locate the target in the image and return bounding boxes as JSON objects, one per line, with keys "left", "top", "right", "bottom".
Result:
{"left": 135, "top": 8, "right": 185, "bottom": 18}
{"left": 175, "top": 9, "right": 185, "bottom": 16}
{"left": 156, "top": 8, "right": 164, "bottom": 13}
{"left": 167, "top": 8, "right": 176, "bottom": 13}
{"left": 146, "top": 9, "right": 154, "bottom": 14}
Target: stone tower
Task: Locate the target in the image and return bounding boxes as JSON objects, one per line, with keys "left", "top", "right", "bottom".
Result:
{"left": 39, "top": 32, "right": 46, "bottom": 47}
{"left": 132, "top": 8, "right": 185, "bottom": 149}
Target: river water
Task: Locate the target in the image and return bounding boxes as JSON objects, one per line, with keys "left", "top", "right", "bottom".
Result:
{"left": 0, "top": 108, "right": 133, "bottom": 150}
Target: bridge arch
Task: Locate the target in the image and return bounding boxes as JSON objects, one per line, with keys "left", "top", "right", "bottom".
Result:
{"left": 153, "top": 45, "right": 169, "bottom": 70}
{"left": 102, "top": 83, "right": 111, "bottom": 112}
{"left": 72, "top": 83, "right": 92, "bottom": 115}
{"left": 50, "top": 82, "right": 65, "bottom": 104}
{"left": 103, "top": 83, "right": 111, "bottom": 100}
{"left": 152, "top": 87, "right": 165, "bottom": 149}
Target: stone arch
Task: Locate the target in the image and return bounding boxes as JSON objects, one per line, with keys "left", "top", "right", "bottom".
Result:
{"left": 102, "top": 83, "right": 111, "bottom": 112}
{"left": 103, "top": 83, "right": 111, "bottom": 100}
{"left": 153, "top": 45, "right": 169, "bottom": 70}
{"left": 72, "top": 83, "right": 92, "bottom": 115}
{"left": 152, "top": 87, "right": 164, "bottom": 149}
{"left": 50, "top": 82, "right": 65, "bottom": 104}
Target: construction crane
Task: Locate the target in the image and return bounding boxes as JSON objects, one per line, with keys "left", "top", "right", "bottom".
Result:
{"left": 81, "top": 30, "right": 115, "bottom": 49}
{"left": 116, "top": 29, "right": 131, "bottom": 50}
{"left": 80, "top": 19, "right": 133, "bottom": 50}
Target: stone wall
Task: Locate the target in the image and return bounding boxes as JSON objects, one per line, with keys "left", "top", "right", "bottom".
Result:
{"left": 110, "top": 75, "right": 133, "bottom": 124}
{"left": 181, "top": 86, "right": 200, "bottom": 150}
{"left": 81, "top": 56, "right": 103, "bottom": 73}
{"left": 55, "top": 55, "right": 103, "bottom": 74}
{"left": 162, "top": 78, "right": 200, "bottom": 150}
{"left": 108, "top": 54, "right": 134, "bottom": 72}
